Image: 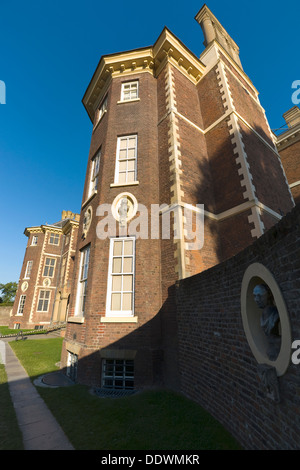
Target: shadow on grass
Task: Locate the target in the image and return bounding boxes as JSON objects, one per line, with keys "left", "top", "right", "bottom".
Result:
{"left": 8, "top": 337, "right": 242, "bottom": 450}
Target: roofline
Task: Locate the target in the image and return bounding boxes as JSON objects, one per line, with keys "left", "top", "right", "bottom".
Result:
{"left": 82, "top": 26, "right": 206, "bottom": 122}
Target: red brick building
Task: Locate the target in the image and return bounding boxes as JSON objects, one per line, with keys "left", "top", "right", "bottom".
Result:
{"left": 10, "top": 211, "right": 79, "bottom": 330}
{"left": 276, "top": 106, "right": 300, "bottom": 205}
{"left": 60, "top": 5, "right": 294, "bottom": 390}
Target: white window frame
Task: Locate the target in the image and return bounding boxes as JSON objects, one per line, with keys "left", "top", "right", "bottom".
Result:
{"left": 88, "top": 149, "right": 101, "bottom": 197}
{"left": 43, "top": 257, "right": 56, "bottom": 278}
{"left": 75, "top": 245, "right": 90, "bottom": 317}
{"left": 114, "top": 135, "right": 137, "bottom": 184}
{"left": 17, "top": 295, "right": 26, "bottom": 315}
{"left": 37, "top": 290, "right": 51, "bottom": 312}
{"left": 121, "top": 81, "right": 139, "bottom": 101}
{"left": 49, "top": 233, "right": 60, "bottom": 245}
{"left": 106, "top": 237, "right": 135, "bottom": 317}
{"left": 94, "top": 95, "right": 108, "bottom": 127}
{"left": 31, "top": 235, "right": 38, "bottom": 246}
{"left": 24, "top": 260, "right": 33, "bottom": 279}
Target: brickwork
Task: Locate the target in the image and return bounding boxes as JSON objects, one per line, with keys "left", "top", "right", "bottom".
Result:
{"left": 175, "top": 203, "right": 300, "bottom": 449}
{"left": 278, "top": 137, "right": 300, "bottom": 205}
{"left": 61, "top": 11, "right": 296, "bottom": 392}
{"left": 10, "top": 214, "right": 79, "bottom": 329}
{"left": 0, "top": 306, "right": 12, "bottom": 326}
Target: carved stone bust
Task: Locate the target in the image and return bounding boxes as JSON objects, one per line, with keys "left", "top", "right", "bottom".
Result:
{"left": 253, "top": 284, "right": 281, "bottom": 361}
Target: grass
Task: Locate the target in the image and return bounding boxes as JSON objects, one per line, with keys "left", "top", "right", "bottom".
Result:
{"left": 0, "top": 326, "right": 48, "bottom": 336}
{"left": 8, "top": 338, "right": 242, "bottom": 450}
{"left": 0, "top": 365, "right": 24, "bottom": 450}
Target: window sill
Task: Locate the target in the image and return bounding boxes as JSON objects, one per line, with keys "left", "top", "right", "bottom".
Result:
{"left": 100, "top": 316, "right": 138, "bottom": 323}
{"left": 110, "top": 181, "right": 139, "bottom": 188}
{"left": 67, "top": 316, "right": 85, "bottom": 324}
{"left": 117, "top": 98, "right": 140, "bottom": 105}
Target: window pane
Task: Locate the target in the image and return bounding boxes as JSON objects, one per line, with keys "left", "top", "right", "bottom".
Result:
{"left": 127, "top": 148, "right": 135, "bottom": 159}
{"left": 118, "top": 172, "right": 126, "bottom": 183}
{"left": 119, "top": 161, "right": 127, "bottom": 172}
{"left": 111, "top": 293, "right": 121, "bottom": 310}
{"left": 123, "top": 275, "right": 133, "bottom": 291}
{"left": 119, "top": 149, "right": 127, "bottom": 160}
{"left": 123, "top": 257, "right": 132, "bottom": 272}
{"left": 112, "top": 258, "right": 122, "bottom": 273}
{"left": 124, "top": 240, "right": 133, "bottom": 255}
{"left": 120, "top": 139, "right": 127, "bottom": 149}
{"left": 112, "top": 275, "right": 122, "bottom": 292}
{"left": 113, "top": 241, "right": 123, "bottom": 256}
{"left": 127, "top": 160, "right": 135, "bottom": 171}
{"left": 122, "top": 293, "right": 132, "bottom": 311}
{"left": 127, "top": 171, "right": 135, "bottom": 182}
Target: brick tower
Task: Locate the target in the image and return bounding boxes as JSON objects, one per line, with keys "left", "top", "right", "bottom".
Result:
{"left": 60, "top": 5, "right": 294, "bottom": 390}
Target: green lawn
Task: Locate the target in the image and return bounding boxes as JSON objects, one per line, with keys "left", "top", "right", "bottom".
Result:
{"left": 0, "top": 326, "right": 48, "bottom": 336}
{"left": 8, "top": 338, "right": 242, "bottom": 450}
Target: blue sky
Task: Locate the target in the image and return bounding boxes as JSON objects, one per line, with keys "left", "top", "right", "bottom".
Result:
{"left": 0, "top": 0, "right": 299, "bottom": 284}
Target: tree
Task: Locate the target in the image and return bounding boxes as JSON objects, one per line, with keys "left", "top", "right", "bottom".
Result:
{"left": 0, "top": 282, "right": 18, "bottom": 303}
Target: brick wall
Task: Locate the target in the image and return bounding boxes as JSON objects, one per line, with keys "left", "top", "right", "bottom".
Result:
{"left": 0, "top": 306, "right": 12, "bottom": 326}
{"left": 175, "top": 203, "right": 300, "bottom": 449}
{"left": 279, "top": 138, "right": 300, "bottom": 205}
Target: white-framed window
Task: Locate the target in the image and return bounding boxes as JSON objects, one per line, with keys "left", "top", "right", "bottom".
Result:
{"left": 43, "top": 257, "right": 56, "bottom": 277}
{"left": 31, "top": 235, "right": 38, "bottom": 246}
{"left": 88, "top": 149, "right": 101, "bottom": 197}
{"left": 67, "top": 351, "right": 78, "bottom": 381}
{"left": 17, "top": 295, "right": 26, "bottom": 315}
{"left": 106, "top": 237, "right": 135, "bottom": 317}
{"left": 115, "top": 135, "right": 137, "bottom": 184}
{"left": 102, "top": 359, "right": 134, "bottom": 390}
{"left": 75, "top": 245, "right": 90, "bottom": 316}
{"left": 121, "top": 81, "right": 139, "bottom": 101}
{"left": 24, "top": 260, "right": 33, "bottom": 279}
{"left": 49, "top": 233, "right": 60, "bottom": 245}
{"left": 37, "top": 290, "right": 51, "bottom": 312}
{"left": 95, "top": 95, "right": 108, "bottom": 126}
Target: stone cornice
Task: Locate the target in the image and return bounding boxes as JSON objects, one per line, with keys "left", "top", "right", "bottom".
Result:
{"left": 82, "top": 27, "right": 206, "bottom": 123}
{"left": 276, "top": 123, "right": 300, "bottom": 151}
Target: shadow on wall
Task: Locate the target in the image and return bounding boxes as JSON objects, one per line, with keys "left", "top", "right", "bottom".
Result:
{"left": 192, "top": 120, "right": 295, "bottom": 265}
{"left": 175, "top": 203, "right": 300, "bottom": 450}
{"left": 61, "top": 283, "right": 180, "bottom": 392}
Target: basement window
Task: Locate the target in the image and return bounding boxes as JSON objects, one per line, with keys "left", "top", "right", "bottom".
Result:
{"left": 102, "top": 359, "right": 134, "bottom": 390}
